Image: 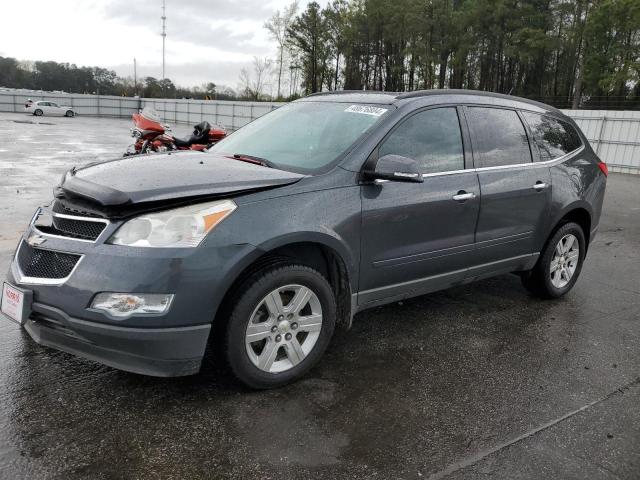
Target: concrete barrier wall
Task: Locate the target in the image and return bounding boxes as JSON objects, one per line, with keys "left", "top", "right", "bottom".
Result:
{"left": 140, "top": 97, "right": 282, "bottom": 131}
{"left": 0, "top": 89, "right": 638, "bottom": 173}
{"left": 0, "top": 90, "right": 283, "bottom": 131}
{"left": 561, "top": 110, "right": 640, "bottom": 175}
{"left": 0, "top": 90, "right": 142, "bottom": 118}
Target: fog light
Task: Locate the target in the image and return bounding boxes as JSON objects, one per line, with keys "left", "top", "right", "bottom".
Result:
{"left": 91, "top": 293, "right": 173, "bottom": 317}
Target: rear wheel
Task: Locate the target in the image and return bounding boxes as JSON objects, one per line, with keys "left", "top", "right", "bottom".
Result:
{"left": 34, "top": 109, "right": 43, "bottom": 116}
{"left": 224, "top": 263, "right": 336, "bottom": 389}
{"left": 521, "top": 222, "right": 585, "bottom": 298}
{"left": 65, "top": 110, "right": 74, "bottom": 117}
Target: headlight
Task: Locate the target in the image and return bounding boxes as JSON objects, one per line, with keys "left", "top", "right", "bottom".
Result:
{"left": 108, "top": 199, "right": 236, "bottom": 248}
{"left": 91, "top": 293, "right": 173, "bottom": 317}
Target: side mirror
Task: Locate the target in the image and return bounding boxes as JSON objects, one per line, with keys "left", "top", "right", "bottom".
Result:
{"left": 365, "top": 154, "right": 423, "bottom": 183}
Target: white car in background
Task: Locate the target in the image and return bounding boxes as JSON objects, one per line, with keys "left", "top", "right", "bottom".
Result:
{"left": 24, "top": 100, "right": 75, "bottom": 117}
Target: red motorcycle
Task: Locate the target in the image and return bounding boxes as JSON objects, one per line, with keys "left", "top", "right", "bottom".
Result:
{"left": 124, "top": 108, "right": 226, "bottom": 156}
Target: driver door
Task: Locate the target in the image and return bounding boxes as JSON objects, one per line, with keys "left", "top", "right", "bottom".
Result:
{"left": 48, "top": 102, "right": 62, "bottom": 115}
{"left": 359, "top": 106, "right": 480, "bottom": 306}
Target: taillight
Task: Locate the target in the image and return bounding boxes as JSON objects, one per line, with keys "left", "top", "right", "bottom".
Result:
{"left": 598, "top": 162, "right": 609, "bottom": 177}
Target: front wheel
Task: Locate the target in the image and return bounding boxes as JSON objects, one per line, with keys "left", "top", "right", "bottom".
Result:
{"left": 34, "top": 109, "right": 43, "bottom": 116}
{"left": 224, "top": 263, "right": 336, "bottom": 389}
{"left": 65, "top": 110, "right": 74, "bottom": 117}
{"left": 521, "top": 222, "right": 586, "bottom": 298}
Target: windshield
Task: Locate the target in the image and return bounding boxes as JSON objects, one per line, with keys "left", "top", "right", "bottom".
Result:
{"left": 208, "top": 101, "right": 390, "bottom": 173}
{"left": 141, "top": 107, "right": 162, "bottom": 122}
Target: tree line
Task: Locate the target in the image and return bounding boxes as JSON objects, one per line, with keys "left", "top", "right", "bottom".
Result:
{"left": 2, "top": 1, "right": 638, "bottom": 109}
{"left": 269, "top": 0, "right": 639, "bottom": 109}
{"left": 0, "top": 57, "right": 238, "bottom": 100}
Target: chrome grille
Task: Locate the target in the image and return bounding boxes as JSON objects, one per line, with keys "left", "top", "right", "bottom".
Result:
{"left": 35, "top": 202, "right": 108, "bottom": 241}
{"left": 49, "top": 215, "right": 106, "bottom": 240}
{"left": 17, "top": 241, "right": 81, "bottom": 279}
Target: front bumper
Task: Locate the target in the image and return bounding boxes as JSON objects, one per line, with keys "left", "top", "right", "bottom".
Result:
{"left": 23, "top": 302, "right": 210, "bottom": 376}
{"left": 5, "top": 203, "right": 259, "bottom": 376}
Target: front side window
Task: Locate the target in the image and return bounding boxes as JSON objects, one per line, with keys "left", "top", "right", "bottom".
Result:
{"left": 209, "top": 101, "right": 390, "bottom": 174}
{"left": 466, "top": 107, "right": 532, "bottom": 168}
{"left": 378, "top": 107, "right": 464, "bottom": 174}
{"left": 521, "top": 112, "right": 582, "bottom": 161}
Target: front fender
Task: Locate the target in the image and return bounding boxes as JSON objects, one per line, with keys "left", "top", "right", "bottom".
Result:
{"left": 204, "top": 231, "right": 357, "bottom": 330}
{"left": 254, "top": 230, "right": 358, "bottom": 287}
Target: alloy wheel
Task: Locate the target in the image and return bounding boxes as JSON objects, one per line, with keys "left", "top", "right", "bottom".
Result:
{"left": 245, "top": 284, "right": 323, "bottom": 373}
{"left": 550, "top": 233, "right": 579, "bottom": 289}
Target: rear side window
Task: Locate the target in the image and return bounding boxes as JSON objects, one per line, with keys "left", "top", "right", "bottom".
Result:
{"left": 466, "top": 107, "right": 532, "bottom": 168}
{"left": 521, "top": 112, "right": 582, "bottom": 161}
{"left": 378, "top": 107, "right": 464, "bottom": 174}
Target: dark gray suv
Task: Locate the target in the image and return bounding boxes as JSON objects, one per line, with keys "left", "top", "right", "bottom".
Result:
{"left": 1, "top": 90, "right": 607, "bottom": 388}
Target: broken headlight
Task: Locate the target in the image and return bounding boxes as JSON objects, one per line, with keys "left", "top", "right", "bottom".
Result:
{"left": 108, "top": 199, "right": 236, "bottom": 248}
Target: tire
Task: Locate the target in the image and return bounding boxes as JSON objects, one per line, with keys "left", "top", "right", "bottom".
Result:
{"left": 34, "top": 109, "right": 43, "bottom": 116}
{"left": 65, "top": 110, "right": 74, "bottom": 117}
{"left": 521, "top": 222, "right": 586, "bottom": 299}
{"left": 224, "top": 263, "right": 336, "bottom": 389}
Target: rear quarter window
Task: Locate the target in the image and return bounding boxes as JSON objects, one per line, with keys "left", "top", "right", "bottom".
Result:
{"left": 521, "top": 112, "right": 582, "bottom": 161}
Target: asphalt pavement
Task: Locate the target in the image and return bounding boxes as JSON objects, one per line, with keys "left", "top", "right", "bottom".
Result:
{"left": 0, "top": 111, "right": 638, "bottom": 479}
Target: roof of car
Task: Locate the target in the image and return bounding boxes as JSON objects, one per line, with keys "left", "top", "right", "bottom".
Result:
{"left": 302, "top": 91, "right": 398, "bottom": 105}
{"left": 302, "top": 89, "right": 561, "bottom": 114}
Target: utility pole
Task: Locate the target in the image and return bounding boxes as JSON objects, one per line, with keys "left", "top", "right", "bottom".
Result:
{"left": 133, "top": 57, "right": 137, "bottom": 96}
{"left": 161, "top": 0, "right": 166, "bottom": 81}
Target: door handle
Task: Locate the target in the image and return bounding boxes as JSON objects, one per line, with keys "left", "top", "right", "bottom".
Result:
{"left": 533, "top": 182, "right": 549, "bottom": 191}
{"left": 452, "top": 191, "right": 476, "bottom": 202}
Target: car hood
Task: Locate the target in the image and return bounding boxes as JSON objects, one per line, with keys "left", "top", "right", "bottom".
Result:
{"left": 59, "top": 151, "right": 305, "bottom": 207}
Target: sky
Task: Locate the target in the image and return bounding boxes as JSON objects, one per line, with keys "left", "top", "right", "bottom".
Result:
{"left": 0, "top": 0, "right": 328, "bottom": 90}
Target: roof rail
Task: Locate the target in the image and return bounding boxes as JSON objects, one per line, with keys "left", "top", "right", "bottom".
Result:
{"left": 307, "top": 90, "right": 399, "bottom": 97}
{"left": 303, "top": 88, "right": 559, "bottom": 113}
{"left": 399, "top": 88, "right": 529, "bottom": 100}
{"left": 396, "top": 89, "right": 560, "bottom": 112}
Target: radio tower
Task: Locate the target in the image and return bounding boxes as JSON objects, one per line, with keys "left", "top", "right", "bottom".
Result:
{"left": 161, "top": 0, "right": 166, "bottom": 80}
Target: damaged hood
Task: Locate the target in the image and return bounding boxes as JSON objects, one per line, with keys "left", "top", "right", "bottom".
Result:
{"left": 59, "top": 151, "right": 305, "bottom": 207}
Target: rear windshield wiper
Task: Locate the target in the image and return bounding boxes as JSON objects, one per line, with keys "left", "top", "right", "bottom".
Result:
{"left": 231, "top": 153, "right": 275, "bottom": 168}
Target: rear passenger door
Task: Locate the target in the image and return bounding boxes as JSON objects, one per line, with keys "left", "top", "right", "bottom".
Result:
{"left": 464, "top": 106, "right": 551, "bottom": 275}
{"left": 359, "top": 107, "right": 480, "bottom": 305}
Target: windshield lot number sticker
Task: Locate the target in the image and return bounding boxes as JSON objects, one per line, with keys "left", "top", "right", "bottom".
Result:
{"left": 345, "top": 105, "right": 387, "bottom": 117}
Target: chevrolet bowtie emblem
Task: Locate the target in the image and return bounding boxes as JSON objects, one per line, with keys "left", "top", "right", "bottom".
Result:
{"left": 27, "top": 234, "right": 47, "bottom": 246}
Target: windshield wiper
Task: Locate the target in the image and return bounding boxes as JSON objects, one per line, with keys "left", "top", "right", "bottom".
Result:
{"left": 231, "top": 153, "right": 275, "bottom": 168}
